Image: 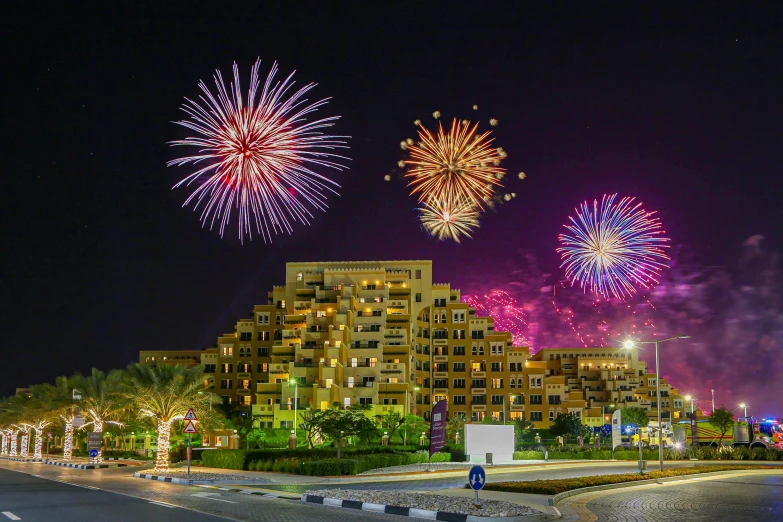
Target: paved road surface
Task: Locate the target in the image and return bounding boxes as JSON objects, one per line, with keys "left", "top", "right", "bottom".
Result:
{"left": 0, "top": 467, "right": 225, "bottom": 522}
{"left": 0, "top": 462, "right": 405, "bottom": 522}
{"left": 559, "top": 472, "right": 783, "bottom": 521}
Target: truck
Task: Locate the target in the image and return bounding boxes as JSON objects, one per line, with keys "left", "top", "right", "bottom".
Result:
{"left": 673, "top": 416, "right": 783, "bottom": 449}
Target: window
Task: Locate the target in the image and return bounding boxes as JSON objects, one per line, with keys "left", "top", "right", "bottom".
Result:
{"left": 548, "top": 395, "right": 561, "bottom": 404}
{"left": 491, "top": 362, "right": 503, "bottom": 372}
{"left": 220, "top": 379, "right": 232, "bottom": 389}
{"left": 530, "top": 411, "right": 543, "bottom": 421}
{"left": 258, "top": 331, "right": 270, "bottom": 341}
{"left": 648, "top": 378, "right": 657, "bottom": 387}
{"left": 359, "top": 398, "right": 373, "bottom": 406}
{"left": 415, "top": 293, "right": 422, "bottom": 303}
{"left": 529, "top": 376, "right": 542, "bottom": 388}
{"left": 434, "top": 346, "right": 448, "bottom": 356}
{"left": 471, "top": 379, "right": 486, "bottom": 388}
{"left": 433, "top": 312, "right": 439, "bottom": 324}
{"left": 452, "top": 311, "right": 466, "bottom": 323}
{"left": 491, "top": 378, "right": 503, "bottom": 389}
{"left": 491, "top": 343, "right": 504, "bottom": 355}
{"left": 471, "top": 411, "right": 485, "bottom": 422}
{"left": 415, "top": 270, "right": 422, "bottom": 279}
{"left": 453, "top": 329, "right": 466, "bottom": 339}
{"left": 471, "top": 345, "right": 485, "bottom": 356}
{"left": 258, "top": 313, "right": 270, "bottom": 325}
{"left": 435, "top": 362, "right": 448, "bottom": 372}
{"left": 257, "top": 347, "right": 270, "bottom": 357}
{"left": 453, "top": 362, "right": 466, "bottom": 372}
{"left": 316, "top": 310, "right": 326, "bottom": 318}
{"left": 453, "top": 378, "right": 466, "bottom": 388}
{"left": 434, "top": 379, "right": 447, "bottom": 388}
{"left": 221, "top": 346, "right": 233, "bottom": 357}
{"left": 220, "top": 363, "right": 233, "bottom": 373}
{"left": 453, "top": 346, "right": 465, "bottom": 356}
{"left": 471, "top": 330, "right": 484, "bottom": 339}
{"left": 549, "top": 409, "right": 555, "bottom": 421}
{"left": 491, "top": 395, "right": 504, "bottom": 405}
{"left": 453, "top": 395, "right": 466, "bottom": 405}
{"left": 441, "top": 312, "right": 447, "bottom": 323}
{"left": 238, "top": 363, "right": 251, "bottom": 372}
{"left": 529, "top": 394, "right": 543, "bottom": 405}
{"left": 204, "top": 364, "right": 216, "bottom": 373}
{"left": 471, "top": 395, "right": 486, "bottom": 405}
{"left": 275, "top": 315, "right": 282, "bottom": 325}
{"left": 516, "top": 377, "right": 523, "bottom": 388}
{"left": 510, "top": 378, "right": 515, "bottom": 388}
{"left": 239, "top": 332, "right": 252, "bottom": 341}
{"left": 296, "top": 272, "right": 303, "bottom": 281}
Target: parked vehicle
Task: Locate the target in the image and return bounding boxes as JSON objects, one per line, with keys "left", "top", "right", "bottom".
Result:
{"left": 673, "top": 416, "right": 783, "bottom": 449}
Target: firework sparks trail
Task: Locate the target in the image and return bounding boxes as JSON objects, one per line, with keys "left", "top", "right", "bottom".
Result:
{"left": 463, "top": 290, "right": 531, "bottom": 347}
{"left": 557, "top": 194, "right": 670, "bottom": 299}
{"left": 168, "top": 59, "right": 350, "bottom": 243}
{"left": 403, "top": 118, "right": 506, "bottom": 210}
{"left": 418, "top": 196, "right": 479, "bottom": 243}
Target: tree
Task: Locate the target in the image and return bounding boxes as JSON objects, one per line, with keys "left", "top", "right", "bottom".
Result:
{"left": 310, "top": 406, "right": 378, "bottom": 458}
{"left": 35, "top": 376, "right": 79, "bottom": 460}
{"left": 396, "top": 414, "right": 429, "bottom": 446}
{"left": 446, "top": 413, "right": 467, "bottom": 444}
{"left": 514, "top": 417, "right": 535, "bottom": 443}
{"left": 377, "top": 410, "right": 405, "bottom": 443}
{"left": 298, "top": 408, "right": 321, "bottom": 448}
{"left": 73, "top": 369, "right": 126, "bottom": 463}
{"left": 709, "top": 406, "right": 735, "bottom": 448}
{"left": 125, "top": 364, "right": 214, "bottom": 472}
{"left": 550, "top": 412, "right": 582, "bottom": 445}
{"left": 620, "top": 407, "right": 650, "bottom": 447}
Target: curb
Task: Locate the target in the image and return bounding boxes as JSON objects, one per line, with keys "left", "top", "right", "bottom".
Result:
{"left": 549, "top": 468, "right": 783, "bottom": 506}
{"left": 132, "top": 472, "right": 291, "bottom": 492}
{"left": 301, "top": 493, "right": 559, "bottom": 521}
{"left": 0, "top": 456, "right": 41, "bottom": 462}
{"left": 43, "top": 460, "right": 125, "bottom": 470}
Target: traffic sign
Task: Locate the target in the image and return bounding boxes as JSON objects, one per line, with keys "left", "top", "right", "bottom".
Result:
{"left": 184, "top": 408, "right": 198, "bottom": 421}
{"left": 183, "top": 420, "right": 197, "bottom": 434}
{"left": 468, "top": 465, "right": 486, "bottom": 491}
{"left": 89, "top": 449, "right": 99, "bottom": 458}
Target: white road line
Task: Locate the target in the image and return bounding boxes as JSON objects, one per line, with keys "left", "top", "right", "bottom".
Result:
{"left": 2, "top": 512, "right": 22, "bottom": 521}
{"left": 149, "top": 501, "right": 176, "bottom": 508}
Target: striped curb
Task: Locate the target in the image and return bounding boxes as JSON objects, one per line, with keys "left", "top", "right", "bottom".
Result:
{"left": 43, "top": 461, "right": 125, "bottom": 469}
{"left": 0, "top": 457, "right": 41, "bottom": 462}
{"left": 301, "top": 494, "right": 559, "bottom": 521}
{"left": 549, "top": 468, "right": 783, "bottom": 506}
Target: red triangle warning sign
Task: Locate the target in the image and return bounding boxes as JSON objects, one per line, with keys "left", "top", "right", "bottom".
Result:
{"left": 184, "top": 408, "right": 198, "bottom": 421}
{"left": 183, "top": 420, "right": 197, "bottom": 434}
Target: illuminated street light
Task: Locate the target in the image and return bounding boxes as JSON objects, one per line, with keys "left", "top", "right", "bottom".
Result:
{"left": 739, "top": 403, "right": 748, "bottom": 418}
{"left": 623, "top": 335, "right": 690, "bottom": 472}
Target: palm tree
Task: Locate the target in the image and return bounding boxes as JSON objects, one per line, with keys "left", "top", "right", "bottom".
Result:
{"left": 34, "top": 377, "right": 79, "bottom": 460}
{"left": 125, "top": 363, "right": 212, "bottom": 473}
{"left": 73, "top": 369, "right": 126, "bottom": 462}
{"left": 9, "top": 392, "right": 51, "bottom": 461}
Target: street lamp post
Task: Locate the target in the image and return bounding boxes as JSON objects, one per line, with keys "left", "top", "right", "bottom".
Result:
{"left": 624, "top": 335, "right": 690, "bottom": 472}
{"left": 290, "top": 378, "right": 299, "bottom": 436}
{"left": 198, "top": 391, "right": 213, "bottom": 411}
{"left": 739, "top": 403, "right": 747, "bottom": 418}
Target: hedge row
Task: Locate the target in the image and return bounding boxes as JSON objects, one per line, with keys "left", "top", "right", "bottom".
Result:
{"left": 299, "top": 450, "right": 451, "bottom": 476}
{"left": 481, "top": 465, "right": 780, "bottom": 495}
{"left": 201, "top": 445, "right": 425, "bottom": 470}
{"left": 512, "top": 447, "right": 783, "bottom": 461}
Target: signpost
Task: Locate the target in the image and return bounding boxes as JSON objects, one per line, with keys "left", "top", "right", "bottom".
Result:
{"left": 611, "top": 409, "right": 622, "bottom": 458}
{"left": 428, "top": 401, "right": 447, "bottom": 471}
{"left": 183, "top": 408, "right": 198, "bottom": 477}
{"left": 468, "top": 465, "right": 486, "bottom": 505}
{"left": 87, "top": 432, "right": 102, "bottom": 463}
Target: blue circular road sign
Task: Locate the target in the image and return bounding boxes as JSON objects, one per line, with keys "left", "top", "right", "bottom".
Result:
{"left": 89, "top": 449, "right": 99, "bottom": 458}
{"left": 468, "top": 465, "right": 486, "bottom": 491}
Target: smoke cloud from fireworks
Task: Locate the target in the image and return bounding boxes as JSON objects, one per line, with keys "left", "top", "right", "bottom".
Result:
{"left": 462, "top": 236, "right": 782, "bottom": 415}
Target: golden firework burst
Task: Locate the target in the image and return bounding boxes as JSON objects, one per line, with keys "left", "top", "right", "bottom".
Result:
{"left": 418, "top": 196, "right": 480, "bottom": 244}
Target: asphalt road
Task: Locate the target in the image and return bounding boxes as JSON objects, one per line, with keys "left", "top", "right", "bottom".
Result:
{"left": 0, "top": 462, "right": 406, "bottom": 522}
{"left": 0, "top": 467, "right": 226, "bottom": 522}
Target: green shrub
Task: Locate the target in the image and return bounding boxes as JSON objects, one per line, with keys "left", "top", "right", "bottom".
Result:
{"left": 300, "top": 459, "right": 359, "bottom": 476}
{"left": 201, "top": 449, "right": 247, "bottom": 470}
{"left": 443, "top": 444, "right": 465, "bottom": 462}
{"left": 514, "top": 450, "right": 545, "bottom": 460}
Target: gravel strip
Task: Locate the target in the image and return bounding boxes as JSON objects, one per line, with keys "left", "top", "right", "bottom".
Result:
{"left": 145, "top": 470, "right": 271, "bottom": 482}
{"left": 307, "top": 488, "right": 542, "bottom": 517}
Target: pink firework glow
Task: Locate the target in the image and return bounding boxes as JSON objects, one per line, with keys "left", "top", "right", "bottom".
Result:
{"left": 168, "top": 59, "right": 349, "bottom": 243}
{"left": 463, "top": 290, "right": 531, "bottom": 348}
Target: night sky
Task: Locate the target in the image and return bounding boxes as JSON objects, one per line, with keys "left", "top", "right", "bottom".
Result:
{"left": 3, "top": 3, "right": 782, "bottom": 412}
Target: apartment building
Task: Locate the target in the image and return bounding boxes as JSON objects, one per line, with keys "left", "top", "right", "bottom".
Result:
{"left": 138, "top": 260, "right": 687, "bottom": 429}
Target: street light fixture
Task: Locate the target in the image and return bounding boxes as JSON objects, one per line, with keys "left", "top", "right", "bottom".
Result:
{"left": 623, "top": 335, "right": 690, "bottom": 472}
{"left": 739, "top": 403, "right": 748, "bottom": 418}
{"left": 289, "top": 378, "right": 299, "bottom": 435}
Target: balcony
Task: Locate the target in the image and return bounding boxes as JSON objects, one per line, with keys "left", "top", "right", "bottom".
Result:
{"left": 343, "top": 381, "right": 374, "bottom": 388}
{"left": 293, "top": 361, "right": 320, "bottom": 367}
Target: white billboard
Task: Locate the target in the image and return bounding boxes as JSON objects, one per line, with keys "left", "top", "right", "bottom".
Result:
{"left": 465, "top": 424, "right": 514, "bottom": 464}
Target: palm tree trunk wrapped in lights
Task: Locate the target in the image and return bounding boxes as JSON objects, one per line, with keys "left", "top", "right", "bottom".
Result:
{"left": 153, "top": 419, "right": 174, "bottom": 472}
{"left": 9, "top": 430, "right": 19, "bottom": 456}
{"left": 32, "top": 421, "right": 50, "bottom": 460}
{"left": 20, "top": 432, "right": 29, "bottom": 458}
{"left": 0, "top": 431, "right": 7, "bottom": 456}
{"left": 72, "top": 369, "right": 126, "bottom": 465}
{"left": 62, "top": 419, "right": 74, "bottom": 460}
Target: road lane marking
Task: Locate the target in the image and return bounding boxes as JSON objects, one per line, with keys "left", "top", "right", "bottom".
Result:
{"left": 191, "top": 492, "right": 236, "bottom": 504}
{"left": 149, "top": 501, "right": 176, "bottom": 508}
{"left": 2, "top": 512, "right": 21, "bottom": 521}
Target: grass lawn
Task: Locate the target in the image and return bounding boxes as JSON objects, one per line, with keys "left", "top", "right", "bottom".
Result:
{"left": 474, "top": 465, "right": 780, "bottom": 495}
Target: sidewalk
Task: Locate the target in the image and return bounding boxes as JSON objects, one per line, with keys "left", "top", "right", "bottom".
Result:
{"left": 419, "top": 487, "right": 558, "bottom": 517}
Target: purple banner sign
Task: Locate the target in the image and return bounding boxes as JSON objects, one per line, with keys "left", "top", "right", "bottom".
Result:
{"left": 429, "top": 400, "right": 448, "bottom": 457}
